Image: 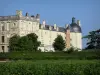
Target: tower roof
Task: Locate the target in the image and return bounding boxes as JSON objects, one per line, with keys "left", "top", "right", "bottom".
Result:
{"left": 65, "top": 17, "right": 82, "bottom": 33}
{"left": 70, "top": 23, "right": 82, "bottom": 33}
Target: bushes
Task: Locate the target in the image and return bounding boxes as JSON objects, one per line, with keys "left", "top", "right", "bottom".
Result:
{"left": 0, "top": 50, "right": 100, "bottom": 60}
{"left": 0, "top": 60, "right": 100, "bottom": 75}
{"left": 0, "top": 50, "right": 100, "bottom": 75}
{"left": 0, "top": 53, "right": 7, "bottom": 60}
{"left": 9, "top": 33, "right": 41, "bottom": 52}
{"left": 66, "top": 47, "right": 74, "bottom": 54}
{"left": 63, "top": 47, "right": 80, "bottom": 54}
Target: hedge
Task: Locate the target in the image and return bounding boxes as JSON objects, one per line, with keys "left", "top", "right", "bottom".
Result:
{"left": 0, "top": 60, "right": 100, "bottom": 75}
{"left": 0, "top": 50, "right": 100, "bottom": 60}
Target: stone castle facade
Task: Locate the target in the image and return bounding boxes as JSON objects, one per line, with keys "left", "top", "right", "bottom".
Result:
{"left": 0, "top": 10, "right": 82, "bottom": 52}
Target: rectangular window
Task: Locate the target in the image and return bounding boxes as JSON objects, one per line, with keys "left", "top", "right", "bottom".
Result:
{"left": 2, "top": 36, "right": 5, "bottom": 43}
{"left": 2, "top": 26, "right": 5, "bottom": 31}
{"left": 2, "top": 46, "right": 4, "bottom": 52}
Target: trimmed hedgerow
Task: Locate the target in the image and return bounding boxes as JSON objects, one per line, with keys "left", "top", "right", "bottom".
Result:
{"left": 0, "top": 50, "right": 100, "bottom": 60}
{"left": 0, "top": 60, "right": 100, "bottom": 75}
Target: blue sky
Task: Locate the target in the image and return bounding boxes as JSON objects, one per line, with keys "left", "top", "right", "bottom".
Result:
{"left": 0, "top": 0, "right": 100, "bottom": 48}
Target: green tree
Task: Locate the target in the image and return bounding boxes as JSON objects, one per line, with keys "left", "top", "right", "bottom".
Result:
{"left": 9, "top": 35, "right": 20, "bottom": 51}
{"left": 18, "top": 36, "right": 33, "bottom": 51}
{"left": 83, "top": 29, "right": 100, "bottom": 49}
{"left": 27, "top": 33, "right": 41, "bottom": 51}
{"left": 53, "top": 35, "right": 65, "bottom": 51}
{"left": 96, "top": 29, "right": 100, "bottom": 49}
{"left": 9, "top": 33, "right": 41, "bottom": 51}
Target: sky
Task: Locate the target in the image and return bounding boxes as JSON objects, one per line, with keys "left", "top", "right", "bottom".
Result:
{"left": 0, "top": 0, "right": 100, "bottom": 48}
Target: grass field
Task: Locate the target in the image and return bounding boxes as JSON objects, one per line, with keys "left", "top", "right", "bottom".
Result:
{"left": 0, "top": 50, "right": 100, "bottom": 75}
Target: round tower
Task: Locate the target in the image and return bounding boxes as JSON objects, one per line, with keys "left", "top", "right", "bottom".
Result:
{"left": 70, "top": 17, "right": 82, "bottom": 50}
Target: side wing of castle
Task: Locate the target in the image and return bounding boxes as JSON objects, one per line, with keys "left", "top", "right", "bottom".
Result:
{"left": 0, "top": 10, "right": 82, "bottom": 52}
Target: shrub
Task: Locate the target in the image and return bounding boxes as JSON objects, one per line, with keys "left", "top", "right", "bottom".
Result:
{"left": 0, "top": 50, "right": 100, "bottom": 60}
{"left": 67, "top": 47, "right": 74, "bottom": 54}
{"left": 0, "top": 60, "right": 100, "bottom": 75}
{"left": 9, "top": 33, "right": 41, "bottom": 52}
{"left": 53, "top": 35, "right": 65, "bottom": 51}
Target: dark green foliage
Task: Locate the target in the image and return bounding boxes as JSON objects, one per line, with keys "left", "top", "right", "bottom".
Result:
{"left": 53, "top": 35, "right": 65, "bottom": 51}
{"left": 0, "top": 50, "right": 100, "bottom": 75}
{"left": 0, "top": 50, "right": 100, "bottom": 60}
{"left": 18, "top": 36, "right": 33, "bottom": 51}
{"left": 66, "top": 47, "right": 74, "bottom": 54}
{"left": 9, "top": 35, "right": 20, "bottom": 51}
{"left": 0, "top": 60, "right": 100, "bottom": 75}
{"left": 27, "top": 33, "right": 41, "bottom": 51}
{"left": 9, "top": 33, "right": 41, "bottom": 51}
{"left": 83, "top": 29, "right": 100, "bottom": 49}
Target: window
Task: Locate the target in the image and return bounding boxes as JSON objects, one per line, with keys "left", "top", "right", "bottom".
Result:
{"left": 2, "top": 36, "right": 5, "bottom": 43}
{"left": 13, "top": 23, "right": 16, "bottom": 26}
{"left": 2, "top": 46, "right": 4, "bottom": 52}
{"left": 2, "top": 25, "right": 5, "bottom": 31}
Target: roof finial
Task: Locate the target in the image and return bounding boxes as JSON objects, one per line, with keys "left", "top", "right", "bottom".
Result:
{"left": 72, "top": 17, "right": 76, "bottom": 23}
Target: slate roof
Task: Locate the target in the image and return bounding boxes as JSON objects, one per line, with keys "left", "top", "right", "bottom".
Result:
{"left": 70, "top": 23, "right": 82, "bottom": 33}
{"left": 39, "top": 24, "right": 66, "bottom": 33}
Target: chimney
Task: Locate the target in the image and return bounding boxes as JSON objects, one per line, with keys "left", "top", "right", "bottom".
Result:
{"left": 25, "top": 12, "right": 29, "bottom": 16}
{"left": 36, "top": 14, "right": 40, "bottom": 18}
{"left": 77, "top": 20, "right": 81, "bottom": 26}
{"left": 54, "top": 24, "right": 56, "bottom": 29}
{"left": 36, "top": 14, "right": 40, "bottom": 21}
{"left": 16, "top": 10, "right": 22, "bottom": 17}
{"left": 65, "top": 24, "right": 69, "bottom": 28}
{"left": 49, "top": 26, "right": 52, "bottom": 30}
{"left": 56, "top": 27, "right": 59, "bottom": 31}
{"left": 72, "top": 17, "right": 76, "bottom": 23}
{"left": 42, "top": 20, "right": 46, "bottom": 28}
